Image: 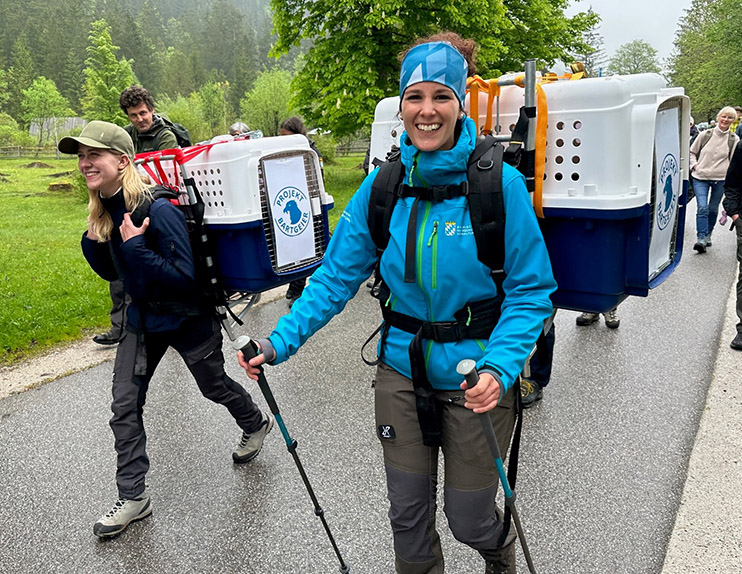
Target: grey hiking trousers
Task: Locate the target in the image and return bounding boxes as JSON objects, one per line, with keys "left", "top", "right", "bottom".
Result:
{"left": 110, "top": 315, "right": 264, "bottom": 499}
{"left": 374, "top": 362, "right": 517, "bottom": 574}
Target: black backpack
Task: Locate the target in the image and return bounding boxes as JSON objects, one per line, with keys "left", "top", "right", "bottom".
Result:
{"left": 128, "top": 183, "right": 225, "bottom": 318}
{"left": 159, "top": 116, "right": 192, "bottom": 148}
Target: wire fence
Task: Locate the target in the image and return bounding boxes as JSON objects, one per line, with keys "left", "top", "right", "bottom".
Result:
{"left": 0, "top": 147, "right": 65, "bottom": 159}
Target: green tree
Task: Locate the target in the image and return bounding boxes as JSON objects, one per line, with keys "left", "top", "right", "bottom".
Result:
{"left": 0, "top": 112, "right": 35, "bottom": 146}
{"left": 607, "top": 39, "right": 662, "bottom": 75}
{"left": 239, "top": 69, "right": 294, "bottom": 136}
{"left": 572, "top": 8, "right": 608, "bottom": 77}
{"left": 81, "top": 19, "right": 137, "bottom": 124}
{"left": 5, "top": 35, "right": 35, "bottom": 124}
{"left": 158, "top": 93, "right": 210, "bottom": 143}
{"left": 0, "top": 69, "right": 9, "bottom": 113}
{"left": 198, "top": 81, "right": 230, "bottom": 136}
{"left": 21, "top": 76, "right": 74, "bottom": 147}
{"left": 270, "top": 0, "right": 598, "bottom": 137}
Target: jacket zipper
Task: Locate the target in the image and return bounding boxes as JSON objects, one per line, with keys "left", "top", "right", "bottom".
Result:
{"left": 427, "top": 221, "right": 438, "bottom": 290}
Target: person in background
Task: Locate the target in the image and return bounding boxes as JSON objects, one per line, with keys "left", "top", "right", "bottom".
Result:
{"left": 279, "top": 116, "right": 324, "bottom": 307}
{"left": 732, "top": 106, "right": 742, "bottom": 134}
{"left": 520, "top": 324, "right": 555, "bottom": 408}
{"left": 575, "top": 306, "right": 620, "bottom": 329}
{"left": 58, "top": 121, "right": 273, "bottom": 538}
{"left": 689, "top": 106, "right": 739, "bottom": 253}
{"left": 239, "top": 33, "right": 556, "bottom": 574}
{"left": 229, "top": 122, "right": 250, "bottom": 137}
{"left": 722, "top": 138, "right": 742, "bottom": 351}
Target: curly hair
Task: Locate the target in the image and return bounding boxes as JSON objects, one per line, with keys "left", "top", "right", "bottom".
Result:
{"left": 400, "top": 31, "right": 478, "bottom": 77}
{"left": 119, "top": 85, "right": 156, "bottom": 114}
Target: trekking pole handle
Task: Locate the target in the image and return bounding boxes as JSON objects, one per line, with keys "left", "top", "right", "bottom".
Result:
{"left": 233, "top": 335, "right": 280, "bottom": 416}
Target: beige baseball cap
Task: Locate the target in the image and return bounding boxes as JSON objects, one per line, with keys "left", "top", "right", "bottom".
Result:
{"left": 58, "top": 120, "right": 135, "bottom": 160}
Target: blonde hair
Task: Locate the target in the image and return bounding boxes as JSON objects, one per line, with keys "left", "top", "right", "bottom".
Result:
{"left": 717, "top": 106, "right": 737, "bottom": 121}
{"left": 87, "top": 154, "right": 153, "bottom": 242}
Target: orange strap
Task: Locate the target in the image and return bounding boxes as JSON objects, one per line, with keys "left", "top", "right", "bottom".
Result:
{"left": 533, "top": 83, "right": 548, "bottom": 218}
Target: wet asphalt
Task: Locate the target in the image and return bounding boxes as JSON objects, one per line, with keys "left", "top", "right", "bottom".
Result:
{"left": 0, "top": 207, "right": 737, "bottom": 574}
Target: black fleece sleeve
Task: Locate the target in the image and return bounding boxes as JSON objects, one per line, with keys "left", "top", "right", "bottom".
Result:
{"left": 723, "top": 141, "right": 742, "bottom": 217}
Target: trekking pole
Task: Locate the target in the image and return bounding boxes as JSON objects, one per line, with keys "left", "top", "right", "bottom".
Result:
{"left": 234, "top": 335, "right": 351, "bottom": 574}
{"left": 456, "top": 359, "right": 537, "bottom": 574}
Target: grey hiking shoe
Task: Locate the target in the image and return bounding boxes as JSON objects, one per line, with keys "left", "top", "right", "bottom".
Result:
{"left": 603, "top": 307, "right": 620, "bottom": 329}
{"left": 233, "top": 411, "right": 274, "bottom": 463}
{"left": 576, "top": 312, "right": 599, "bottom": 326}
{"left": 93, "top": 491, "right": 152, "bottom": 538}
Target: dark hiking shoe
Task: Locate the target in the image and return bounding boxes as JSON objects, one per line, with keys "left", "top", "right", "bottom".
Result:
{"left": 484, "top": 535, "right": 516, "bottom": 573}
{"left": 233, "top": 411, "right": 274, "bottom": 463}
{"left": 93, "top": 491, "right": 151, "bottom": 538}
{"left": 693, "top": 241, "right": 707, "bottom": 253}
{"left": 576, "top": 312, "right": 599, "bottom": 326}
{"left": 520, "top": 379, "right": 543, "bottom": 408}
{"left": 731, "top": 333, "right": 742, "bottom": 351}
{"left": 93, "top": 329, "right": 124, "bottom": 345}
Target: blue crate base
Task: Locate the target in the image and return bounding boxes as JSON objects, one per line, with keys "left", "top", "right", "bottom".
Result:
{"left": 540, "top": 199, "right": 685, "bottom": 314}
{"left": 207, "top": 209, "right": 332, "bottom": 293}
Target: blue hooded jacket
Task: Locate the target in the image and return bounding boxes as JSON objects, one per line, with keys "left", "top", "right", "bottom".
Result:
{"left": 267, "top": 117, "right": 556, "bottom": 392}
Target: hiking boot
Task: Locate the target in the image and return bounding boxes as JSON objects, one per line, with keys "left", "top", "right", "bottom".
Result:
{"left": 731, "top": 333, "right": 742, "bottom": 351}
{"left": 576, "top": 312, "right": 599, "bottom": 326}
{"left": 233, "top": 411, "right": 274, "bottom": 463}
{"left": 93, "top": 491, "right": 152, "bottom": 538}
{"left": 706, "top": 240, "right": 712, "bottom": 247}
{"left": 603, "top": 308, "right": 620, "bottom": 329}
{"left": 484, "top": 527, "right": 516, "bottom": 574}
{"left": 693, "top": 240, "right": 707, "bottom": 253}
{"left": 520, "top": 379, "right": 543, "bottom": 408}
{"left": 93, "top": 329, "right": 124, "bottom": 345}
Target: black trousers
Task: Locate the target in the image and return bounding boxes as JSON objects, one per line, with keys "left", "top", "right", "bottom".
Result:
{"left": 110, "top": 315, "right": 263, "bottom": 498}
{"left": 528, "top": 322, "right": 555, "bottom": 387}
{"left": 108, "top": 279, "right": 129, "bottom": 337}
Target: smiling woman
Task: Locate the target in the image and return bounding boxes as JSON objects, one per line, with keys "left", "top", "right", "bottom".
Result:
{"left": 235, "top": 31, "right": 556, "bottom": 574}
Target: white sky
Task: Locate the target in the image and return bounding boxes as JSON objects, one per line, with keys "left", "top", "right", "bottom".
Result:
{"left": 566, "top": 0, "right": 693, "bottom": 66}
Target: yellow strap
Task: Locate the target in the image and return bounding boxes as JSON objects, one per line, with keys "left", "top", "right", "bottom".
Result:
{"left": 470, "top": 81, "right": 480, "bottom": 134}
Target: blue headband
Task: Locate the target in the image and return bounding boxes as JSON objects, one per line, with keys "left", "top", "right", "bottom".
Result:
{"left": 399, "top": 42, "right": 468, "bottom": 105}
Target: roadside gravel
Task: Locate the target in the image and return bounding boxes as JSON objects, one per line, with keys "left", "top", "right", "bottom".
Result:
{"left": 0, "top": 286, "right": 287, "bottom": 400}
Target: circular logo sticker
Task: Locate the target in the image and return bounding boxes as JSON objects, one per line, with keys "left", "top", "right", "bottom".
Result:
{"left": 656, "top": 153, "right": 678, "bottom": 231}
{"left": 273, "top": 186, "right": 311, "bottom": 237}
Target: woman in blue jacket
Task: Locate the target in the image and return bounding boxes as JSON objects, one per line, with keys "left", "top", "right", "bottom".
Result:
{"left": 58, "top": 121, "right": 273, "bottom": 539}
{"left": 239, "top": 33, "right": 555, "bottom": 573}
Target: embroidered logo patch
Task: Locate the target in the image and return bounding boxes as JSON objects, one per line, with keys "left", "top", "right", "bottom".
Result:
{"left": 444, "top": 221, "right": 456, "bottom": 236}
{"left": 378, "top": 425, "right": 396, "bottom": 439}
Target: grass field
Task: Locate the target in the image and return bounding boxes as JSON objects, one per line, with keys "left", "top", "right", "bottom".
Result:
{"left": 0, "top": 154, "right": 366, "bottom": 366}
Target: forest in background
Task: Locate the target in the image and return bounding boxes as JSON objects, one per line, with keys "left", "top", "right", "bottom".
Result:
{"left": 2, "top": 0, "right": 740, "bottom": 146}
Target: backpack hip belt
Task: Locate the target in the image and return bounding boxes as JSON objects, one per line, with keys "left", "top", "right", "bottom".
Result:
{"left": 378, "top": 293, "right": 503, "bottom": 447}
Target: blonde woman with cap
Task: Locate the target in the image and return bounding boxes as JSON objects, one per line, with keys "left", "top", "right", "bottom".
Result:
{"left": 58, "top": 121, "right": 274, "bottom": 538}
{"left": 238, "top": 33, "right": 555, "bottom": 573}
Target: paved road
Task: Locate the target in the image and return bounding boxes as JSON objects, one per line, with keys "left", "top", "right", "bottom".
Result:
{"left": 0, "top": 208, "right": 738, "bottom": 574}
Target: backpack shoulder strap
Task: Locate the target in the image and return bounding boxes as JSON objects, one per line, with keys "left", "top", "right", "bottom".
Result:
{"left": 368, "top": 153, "right": 404, "bottom": 253}
{"left": 697, "top": 129, "right": 713, "bottom": 153}
{"left": 467, "top": 136, "right": 506, "bottom": 277}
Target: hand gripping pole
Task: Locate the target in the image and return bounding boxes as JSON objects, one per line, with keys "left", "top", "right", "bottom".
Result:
{"left": 456, "top": 359, "right": 537, "bottom": 574}
{"left": 234, "top": 335, "right": 350, "bottom": 574}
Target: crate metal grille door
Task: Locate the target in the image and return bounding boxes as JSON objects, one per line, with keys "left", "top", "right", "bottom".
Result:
{"left": 258, "top": 150, "right": 327, "bottom": 274}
